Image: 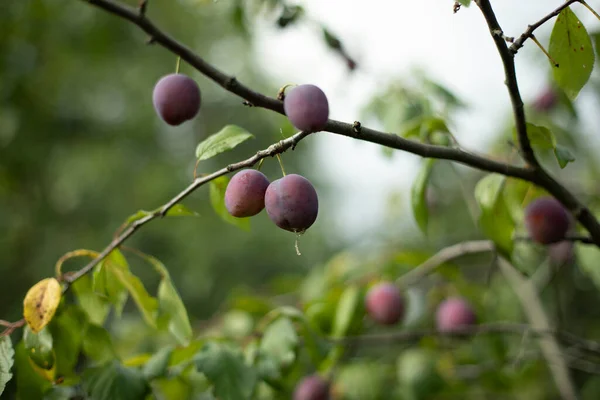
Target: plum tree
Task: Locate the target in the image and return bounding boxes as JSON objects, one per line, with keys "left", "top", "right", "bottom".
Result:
{"left": 283, "top": 84, "right": 329, "bottom": 132}
{"left": 365, "top": 282, "right": 404, "bottom": 325}
{"left": 435, "top": 297, "right": 476, "bottom": 333}
{"left": 524, "top": 196, "right": 570, "bottom": 244}
{"left": 264, "top": 174, "right": 318, "bottom": 232}
{"left": 224, "top": 169, "right": 270, "bottom": 217}
{"left": 293, "top": 375, "right": 330, "bottom": 400}
{"left": 152, "top": 73, "right": 201, "bottom": 126}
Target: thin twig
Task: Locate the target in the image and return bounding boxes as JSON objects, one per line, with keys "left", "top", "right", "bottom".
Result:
{"left": 514, "top": 234, "right": 594, "bottom": 244}
{"left": 331, "top": 322, "right": 600, "bottom": 356}
{"left": 397, "top": 240, "right": 495, "bottom": 288}
{"left": 63, "top": 130, "right": 312, "bottom": 284}
{"left": 509, "top": 0, "right": 580, "bottom": 54}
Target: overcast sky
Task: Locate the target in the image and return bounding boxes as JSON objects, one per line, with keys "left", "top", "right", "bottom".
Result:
{"left": 252, "top": 0, "right": 599, "bottom": 243}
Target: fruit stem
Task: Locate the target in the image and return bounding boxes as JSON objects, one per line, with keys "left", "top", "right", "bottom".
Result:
{"left": 531, "top": 35, "right": 558, "bottom": 67}
{"left": 256, "top": 158, "right": 265, "bottom": 171}
{"left": 276, "top": 154, "right": 287, "bottom": 176}
{"left": 175, "top": 56, "right": 181, "bottom": 74}
{"left": 581, "top": 0, "right": 600, "bottom": 21}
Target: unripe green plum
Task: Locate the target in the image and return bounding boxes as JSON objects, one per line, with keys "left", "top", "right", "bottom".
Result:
{"left": 365, "top": 282, "right": 405, "bottom": 325}
{"left": 152, "top": 73, "right": 201, "bottom": 126}
{"left": 283, "top": 84, "right": 329, "bottom": 132}
{"left": 224, "top": 170, "right": 270, "bottom": 218}
{"left": 435, "top": 297, "right": 476, "bottom": 333}
{"left": 397, "top": 348, "right": 444, "bottom": 400}
{"left": 264, "top": 174, "right": 318, "bottom": 232}
{"left": 524, "top": 196, "right": 570, "bottom": 244}
{"left": 293, "top": 375, "right": 330, "bottom": 400}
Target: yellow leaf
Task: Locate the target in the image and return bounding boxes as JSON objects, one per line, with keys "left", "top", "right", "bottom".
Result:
{"left": 23, "top": 278, "right": 62, "bottom": 333}
{"left": 28, "top": 356, "right": 56, "bottom": 382}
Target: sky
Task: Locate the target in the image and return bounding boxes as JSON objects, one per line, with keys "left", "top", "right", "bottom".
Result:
{"left": 252, "top": 0, "right": 599, "bottom": 243}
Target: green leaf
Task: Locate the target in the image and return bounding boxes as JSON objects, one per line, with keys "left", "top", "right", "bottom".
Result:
{"left": 15, "top": 341, "right": 50, "bottom": 399}
{"left": 93, "top": 250, "right": 129, "bottom": 316}
{"left": 48, "top": 306, "right": 86, "bottom": 377}
{"left": 458, "top": 0, "right": 471, "bottom": 6}
{"left": 554, "top": 145, "right": 575, "bottom": 168}
{"left": 109, "top": 265, "right": 158, "bottom": 328}
{"left": 195, "top": 125, "right": 254, "bottom": 161}
{"left": 576, "top": 244, "right": 600, "bottom": 292}
{"left": 474, "top": 174, "right": 515, "bottom": 257}
{"left": 23, "top": 326, "right": 54, "bottom": 371}
{"left": 0, "top": 336, "right": 14, "bottom": 397}
{"left": 72, "top": 274, "right": 110, "bottom": 325}
{"left": 82, "top": 360, "right": 149, "bottom": 400}
{"left": 143, "top": 347, "right": 173, "bottom": 380}
{"left": 549, "top": 7, "right": 595, "bottom": 100}
{"left": 258, "top": 317, "right": 298, "bottom": 378}
{"left": 165, "top": 204, "right": 199, "bottom": 217}
{"left": 148, "top": 256, "right": 193, "bottom": 346}
{"left": 124, "top": 210, "right": 152, "bottom": 226}
{"left": 194, "top": 342, "right": 257, "bottom": 400}
{"left": 332, "top": 284, "right": 361, "bottom": 338}
{"left": 83, "top": 324, "right": 117, "bottom": 364}
{"left": 513, "top": 123, "right": 556, "bottom": 150}
{"left": 210, "top": 176, "right": 251, "bottom": 231}
{"left": 411, "top": 159, "right": 435, "bottom": 234}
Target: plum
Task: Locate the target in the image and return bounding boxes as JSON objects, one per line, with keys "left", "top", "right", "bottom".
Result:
{"left": 365, "top": 282, "right": 404, "bottom": 325}
{"left": 524, "top": 196, "right": 570, "bottom": 244}
{"left": 283, "top": 84, "right": 329, "bottom": 132}
{"left": 435, "top": 297, "right": 476, "bottom": 333}
{"left": 152, "top": 73, "right": 201, "bottom": 126}
{"left": 293, "top": 375, "right": 330, "bottom": 400}
{"left": 224, "top": 170, "right": 270, "bottom": 218}
{"left": 264, "top": 174, "right": 318, "bottom": 232}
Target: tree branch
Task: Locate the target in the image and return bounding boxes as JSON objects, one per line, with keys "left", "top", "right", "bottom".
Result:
{"left": 498, "top": 257, "right": 577, "bottom": 400}
{"left": 397, "top": 240, "right": 495, "bottom": 288}
{"left": 475, "top": 0, "right": 538, "bottom": 169}
{"left": 82, "top": 0, "right": 600, "bottom": 247}
{"left": 333, "top": 322, "right": 600, "bottom": 357}
{"left": 509, "top": 0, "right": 581, "bottom": 54}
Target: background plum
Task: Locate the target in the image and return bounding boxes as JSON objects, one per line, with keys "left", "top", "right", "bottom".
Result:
{"left": 264, "top": 174, "right": 318, "bottom": 232}
{"left": 524, "top": 196, "right": 570, "bottom": 244}
{"left": 224, "top": 169, "right": 270, "bottom": 218}
{"left": 152, "top": 73, "right": 201, "bottom": 126}
{"left": 435, "top": 297, "right": 476, "bottom": 332}
{"left": 293, "top": 375, "right": 330, "bottom": 400}
{"left": 283, "top": 84, "right": 329, "bottom": 132}
{"left": 365, "top": 282, "right": 404, "bottom": 325}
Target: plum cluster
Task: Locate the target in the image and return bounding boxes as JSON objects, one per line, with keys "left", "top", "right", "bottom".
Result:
{"left": 224, "top": 170, "right": 319, "bottom": 233}
{"left": 292, "top": 285, "right": 477, "bottom": 397}
{"left": 363, "top": 282, "right": 477, "bottom": 332}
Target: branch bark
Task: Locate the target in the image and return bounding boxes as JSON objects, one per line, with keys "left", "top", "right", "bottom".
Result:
{"left": 475, "top": 0, "right": 538, "bottom": 169}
